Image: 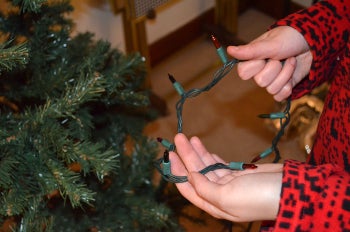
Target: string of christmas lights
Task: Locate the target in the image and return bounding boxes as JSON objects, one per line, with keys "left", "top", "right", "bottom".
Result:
{"left": 154, "top": 35, "right": 291, "bottom": 183}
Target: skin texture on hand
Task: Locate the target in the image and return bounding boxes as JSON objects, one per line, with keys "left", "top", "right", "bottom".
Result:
{"left": 227, "top": 26, "right": 313, "bottom": 101}
{"left": 170, "top": 133, "right": 283, "bottom": 222}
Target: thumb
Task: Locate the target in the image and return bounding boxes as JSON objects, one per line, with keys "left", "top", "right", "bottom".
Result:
{"left": 188, "top": 172, "right": 222, "bottom": 205}
{"left": 227, "top": 41, "right": 279, "bottom": 60}
{"left": 227, "top": 26, "right": 309, "bottom": 61}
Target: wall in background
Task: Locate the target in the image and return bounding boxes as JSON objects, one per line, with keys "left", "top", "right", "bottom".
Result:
{"left": 292, "top": 0, "right": 313, "bottom": 8}
{"left": 70, "top": 1, "right": 125, "bottom": 50}
{"left": 70, "top": 0, "right": 215, "bottom": 53}
{"left": 146, "top": 1, "right": 214, "bottom": 44}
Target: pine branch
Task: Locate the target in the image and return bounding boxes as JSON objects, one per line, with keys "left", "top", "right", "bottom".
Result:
{"left": 11, "top": 0, "right": 47, "bottom": 13}
{"left": 1, "top": 184, "right": 28, "bottom": 216}
{"left": 128, "top": 197, "right": 175, "bottom": 230}
{"left": 0, "top": 0, "right": 180, "bottom": 230}
{"left": 128, "top": 137, "right": 159, "bottom": 189}
{"left": 30, "top": 71, "right": 108, "bottom": 123}
{"left": 69, "top": 141, "right": 119, "bottom": 181}
{"left": 46, "top": 159, "right": 95, "bottom": 208}
{"left": 16, "top": 197, "right": 53, "bottom": 231}
{"left": 68, "top": 34, "right": 149, "bottom": 108}
{"left": 0, "top": 155, "right": 18, "bottom": 188}
{"left": 0, "top": 41, "right": 29, "bottom": 73}
{"left": 103, "top": 53, "right": 150, "bottom": 107}
{"left": 0, "top": 73, "right": 119, "bottom": 212}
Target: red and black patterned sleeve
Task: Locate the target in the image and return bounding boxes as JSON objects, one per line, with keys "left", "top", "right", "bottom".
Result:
{"left": 272, "top": 0, "right": 350, "bottom": 99}
{"left": 263, "top": 1, "right": 350, "bottom": 231}
{"left": 273, "top": 160, "right": 350, "bottom": 231}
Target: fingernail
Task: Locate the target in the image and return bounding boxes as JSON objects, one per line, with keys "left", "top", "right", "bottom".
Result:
{"left": 227, "top": 46, "right": 238, "bottom": 52}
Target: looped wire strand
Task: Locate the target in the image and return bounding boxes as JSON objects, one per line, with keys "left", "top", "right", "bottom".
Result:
{"left": 271, "top": 98, "right": 291, "bottom": 163}
{"left": 154, "top": 57, "right": 291, "bottom": 183}
{"left": 176, "top": 59, "right": 238, "bottom": 133}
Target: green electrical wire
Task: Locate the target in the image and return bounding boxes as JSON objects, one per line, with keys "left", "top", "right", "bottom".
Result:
{"left": 175, "top": 59, "right": 238, "bottom": 133}
{"left": 154, "top": 150, "right": 257, "bottom": 183}
{"left": 154, "top": 44, "right": 291, "bottom": 183}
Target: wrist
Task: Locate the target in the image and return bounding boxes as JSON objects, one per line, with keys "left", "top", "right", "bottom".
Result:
{"left": 230, "top": 172, "right": 282, "bottom": 221}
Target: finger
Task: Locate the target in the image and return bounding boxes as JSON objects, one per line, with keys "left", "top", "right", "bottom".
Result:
{"left": 190, "top": 137, "right": 232, "bottom": 178}
{"left": 212, "top": 154, "right": 226, "bottom": 163}
{"left": 173, "top": 133, "right": 207, "bottom": 172}
{"left": 236, "top": 60, "right": 266, "bottom": 80}
{"left": 170, "top": 151, "right": 203, "bottom": 206}
{"left": 227, "top": 41, "right": 279, "bottom": 60}
{"left": 183, "top": 172, "right": 239, "bottom": 221}
{"left": 254, "top": 60, "right": 283, "bottom": 88}
{"left": 212, "top": 154, "right": 233, "bottom": 177}
{"left": 171, "top": 146, "right": 234, "bottom": 219}
{"left": 266, "top": 57, "right": 296, "bottom": 95}
{"left": 169, "top": 151, "right": 188, "bottom": 177}
{"left": 189, "top": 136, "right": 217, "bottom": 166}
{"left": 170, "top": 151, "right": 208, "bottom": 209}
{"left": 273, "top": 80, "right": 293, "bottom": 102}
{"left": 292, "top": 51, "right": 313, "bottom": 85}
{"left": 227, "top": 27, "right": 309, "bottom": 61}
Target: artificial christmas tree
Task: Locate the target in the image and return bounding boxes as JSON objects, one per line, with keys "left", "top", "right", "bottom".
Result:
{"left": 0, "top": 0, "right": 180, "bottom": 231}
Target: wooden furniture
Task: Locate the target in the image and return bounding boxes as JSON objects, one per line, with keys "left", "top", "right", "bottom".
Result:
{"left": 215, "top": 0, "right": 239, "bottom": 36}
{"left": 109, "top": 0, "right": 239, "bottom": 81}
{"left": 109, "top": 0, "right": 181, "bottom": 87}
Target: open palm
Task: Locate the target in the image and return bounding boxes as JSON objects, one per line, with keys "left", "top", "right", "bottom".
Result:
{"left": 170, "top": 133, "right": 283, "bottom": 222}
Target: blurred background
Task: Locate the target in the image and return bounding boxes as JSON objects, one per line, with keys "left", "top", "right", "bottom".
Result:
{"left": 69, "top": 0, "right": 313, "bottom": 55}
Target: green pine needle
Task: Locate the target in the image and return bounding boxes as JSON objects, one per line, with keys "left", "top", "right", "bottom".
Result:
{"left": 0, "top": 41, "right": 29, "bottom": 73}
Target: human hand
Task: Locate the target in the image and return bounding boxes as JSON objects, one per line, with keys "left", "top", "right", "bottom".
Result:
{"left": 170, "top": 133, "right": 283, "bottom": 222}
{"left": 227, "top": 26, "right": 312, "bottom": 101}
